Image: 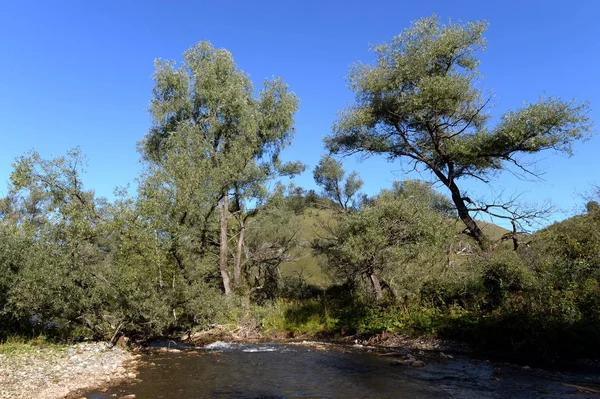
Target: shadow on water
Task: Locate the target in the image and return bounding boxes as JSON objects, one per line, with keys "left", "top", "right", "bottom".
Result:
{"left": 84, "top": 342, "right": 599, "bottom": 399}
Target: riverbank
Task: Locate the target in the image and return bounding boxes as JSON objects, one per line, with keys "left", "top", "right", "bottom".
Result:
{"left": 0, "top": 341, "right": 139, "bottom": 399}
{"left": 180, "top": 324, "right": 472, "bottom": 354}
{"left": 178, "top": 325, "right": 600, "bottom": 370}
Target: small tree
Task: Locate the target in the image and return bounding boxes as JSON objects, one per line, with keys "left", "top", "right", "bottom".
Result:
{"left": 313, "top": 155, "right": 363, "bottom": 211}
{"left": 243, "top": 206, "right": 301, "bottom": 301}
{"left": 587, "top": 201, "right": 600, "bottom": 213}
{"left": 326, "top": 16, "right": 592, "bottom": 249}
{"left": 315, "top": 184, "right": 453, "bottom": 301}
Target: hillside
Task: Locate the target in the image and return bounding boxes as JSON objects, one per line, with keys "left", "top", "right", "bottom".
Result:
{"left": 475, "top": 221, "right": 511, "bottom": 242}
{"left": 280, "top": 208, "right": 511, "bottom": 287}
{"left": 528, "top": 206, "right": 600, "bottom": 252}
{"left": 279, "top": 208, "right": 332, "bottom": 287}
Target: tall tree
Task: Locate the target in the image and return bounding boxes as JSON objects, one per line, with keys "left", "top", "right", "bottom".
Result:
{"left": 325, "top": 16, "right": 592, "bottom": 249}
{"left": 140, "top": 42, "right": 299, "bottom": 294}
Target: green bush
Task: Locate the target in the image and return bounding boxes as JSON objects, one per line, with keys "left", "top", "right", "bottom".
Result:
{"left": 479, "top": 251, "right": 534, "bottom": 310}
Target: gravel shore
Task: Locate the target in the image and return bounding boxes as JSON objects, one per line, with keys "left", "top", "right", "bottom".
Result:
{"left": 0, "top": 342, "right": 138, "bottom": 399}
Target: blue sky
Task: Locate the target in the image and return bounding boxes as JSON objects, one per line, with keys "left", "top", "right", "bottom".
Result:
{"left": 1, "top": 1, "right": 598, "bottom": 229}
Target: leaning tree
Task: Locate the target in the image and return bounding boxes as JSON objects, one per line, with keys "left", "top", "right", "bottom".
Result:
{"left": 326, "top": 16, "right": 592, "bottom": 249}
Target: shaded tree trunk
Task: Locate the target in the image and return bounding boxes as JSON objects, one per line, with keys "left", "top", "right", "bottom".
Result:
{"left": 380, "top": 278, "right": 398, "bottom": 301}
{"left": 198, "top": 205, "right": 216, "bottom": 257}
{"left": 510, "top": 220, "right": 519, "bottom": 251}
{"left": 233, "top": 219, "right": 245, "bottom": 287}
{"left": 369, "top": 273, "right": 383, "bottom": 302}
{"left": 447, "top": 180, "right": 488, "bottom": 250}
{"left": 219, "top": 195, "right": 232, "bottom": 295}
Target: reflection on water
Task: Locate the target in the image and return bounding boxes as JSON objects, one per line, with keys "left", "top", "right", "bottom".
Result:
{"left": 85, "top": 342, "right": 598, "bottom": 399}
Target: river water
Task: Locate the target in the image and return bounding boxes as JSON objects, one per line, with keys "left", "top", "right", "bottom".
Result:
{"left": 84, "top": 341, "right": 598, "bottom": 398}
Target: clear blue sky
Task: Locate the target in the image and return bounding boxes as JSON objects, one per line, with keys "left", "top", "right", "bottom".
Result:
{"left": 1, "top": 1, "right": 598, "bottom": 229}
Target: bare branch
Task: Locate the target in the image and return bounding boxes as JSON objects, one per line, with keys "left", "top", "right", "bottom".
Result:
{"left": 466, "top": 191, "right": 554, "bottom": 233}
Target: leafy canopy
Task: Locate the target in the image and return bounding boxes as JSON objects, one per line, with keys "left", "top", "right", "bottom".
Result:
{"left": 327, "top": 15, "right": 592, "bottom": 183}
{"left": 313, "top": 155, "right": 363, "bottom": 210}
{"left": 142, "top": 41, "right": 299, "bottom": 181}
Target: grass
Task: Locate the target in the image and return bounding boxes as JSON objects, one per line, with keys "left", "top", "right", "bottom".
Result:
{"left": 261, "top": 299, "right": 337, "bottom": 336}
{"left": 0, "top": 336, "right": 63, "bottom": 355}
{"left": 260, "top": 297, "right": 473, "bottom": 339}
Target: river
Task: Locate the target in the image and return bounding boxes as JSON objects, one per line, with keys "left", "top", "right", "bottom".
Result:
{"left": 83, "top": 341, "right": 599, "bottom": 398}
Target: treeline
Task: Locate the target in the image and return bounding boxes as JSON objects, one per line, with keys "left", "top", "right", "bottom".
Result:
{"left": 0, "top": 16, "right": 598, "bottom": 363}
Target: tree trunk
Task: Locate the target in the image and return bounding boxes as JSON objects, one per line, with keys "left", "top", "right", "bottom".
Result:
{"left": 510, "top": 220, "right": 519, "bottom": 251}
{"left": 233, "top": 219, "right": 245, "bottom": 287}
{"left": 219, "top": 195, "right": 232, "bottom": 295}
{"left": 369, "top": 273, "right": 383, "bottom": 302}
{"left": 447, "top": 180, "right": 488, "bottom": 250}
{"left": 198, "top": 205, "right": 216, "bottom": 257}
{"left": 380, "top": 278, "right": 398, "bottom": 301}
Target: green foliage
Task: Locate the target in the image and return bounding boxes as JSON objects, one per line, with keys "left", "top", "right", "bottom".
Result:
{"left": 268, "top": 186, "right": 320, "bottom": 216}
{"left": 315, "top": 180, "right": 455, "bottom": 299}
{"left": 2, "top": 150, "right": 112, "bottom": 336}
{"left": 144, "top": 42, "right": 298, "bottom": 166}
{"left": 313, "top": 155, "right": 363, "bottom": 210}
{"left": 333, "top": 303, "right": 409, "bottom": 335}
{"left": 0, "top": 149, "right": 236, "bottom": 340}
{"left": 1, "top": 42, "right": 305, "bottom": 341}
{"left": 586, "top": 200, "right": 600, "bottom": 213}
{"left": 327, "top": 15, "right": 591, "bottom": 172}
{"left": 142, "top": 41, "right": 299, "bottom": 197}
{"left": 2, "top": 147, "right": 600, "bottom": 362}
{"left": 261, "top": 299, "right": 336, "bottom": 336}
{"left": 389, "top": 180, "right": 456, "bottom": 217}
{"left": 243, "top": 206, "right": 304, "bottom": 301}
{"left": 479, "top": 251, "right": 535, "bottom": 309}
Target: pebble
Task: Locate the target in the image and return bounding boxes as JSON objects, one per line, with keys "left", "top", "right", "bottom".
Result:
{"left": 0, "top": 342, "right": 135, "bottom": 399}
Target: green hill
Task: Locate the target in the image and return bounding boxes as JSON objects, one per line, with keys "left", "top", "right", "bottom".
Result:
{"left": 279, "top": 208, "right": 332, "bottom": 287}
{"left": 476, "top": 221, "right": 511, "bottom": 242}
{"left": 279, "top": 208, "right": 511, "bottom": 287}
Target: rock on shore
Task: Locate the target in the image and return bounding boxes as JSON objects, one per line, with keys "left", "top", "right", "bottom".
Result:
{"left": 0, "top": 342, "right": 137, "bottom": 399}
